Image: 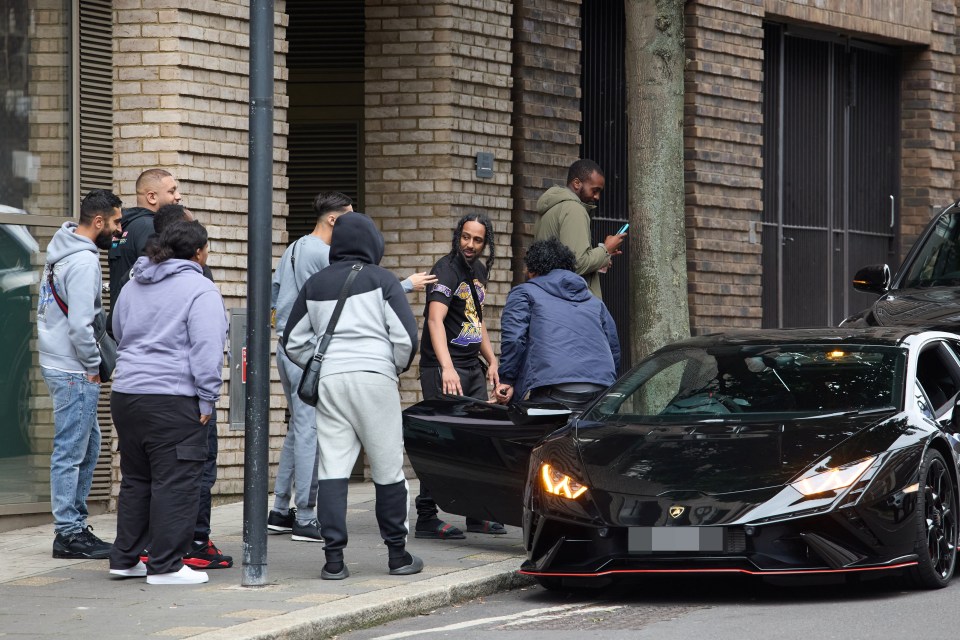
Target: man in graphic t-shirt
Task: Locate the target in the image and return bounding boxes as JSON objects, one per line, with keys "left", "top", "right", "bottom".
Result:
{"left": 415, "top": 213, "right": 507, "bottom": 539}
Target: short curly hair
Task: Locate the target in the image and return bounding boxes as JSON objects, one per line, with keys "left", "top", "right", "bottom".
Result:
{"left": 524, "top": 238, "right": 576, "bottom": 276}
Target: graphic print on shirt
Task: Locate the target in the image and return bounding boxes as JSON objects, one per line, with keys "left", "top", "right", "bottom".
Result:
{"left": 36, "top": 264, "right": 60, "bottom": 323}
{"left": 450, "top": 280, "right": 485, "bottom": 347}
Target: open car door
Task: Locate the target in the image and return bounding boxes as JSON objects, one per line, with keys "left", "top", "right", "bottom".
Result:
{"left": 402, "top": 397, "right": 571, "bottom": 527}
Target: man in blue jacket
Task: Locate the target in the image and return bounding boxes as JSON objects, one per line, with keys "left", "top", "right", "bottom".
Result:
{"left": 495, "top": 238, "right": 620, "bottom": 409}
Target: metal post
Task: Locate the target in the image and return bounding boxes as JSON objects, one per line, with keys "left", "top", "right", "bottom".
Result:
{"left": 242, "top": 0, "right": 274, "bottom": 587}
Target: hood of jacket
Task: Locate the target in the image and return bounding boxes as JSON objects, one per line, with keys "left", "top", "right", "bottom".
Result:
{"left": 45, "top": 221, "right": 98, "bottom": 265}
{"left": 130, "top": 255, "right": 202, "bottom": 284}
{"left": 329, "top": 211, "right": 384, "bottom": 265}
{"left": 120, "top": 206, "right": 154, "bottom": 229}
{"left": 536, "top": 185, "right": 597, "bottom": 215}
{"left": 528, "top": 269, "right": 592, "bottom": 303}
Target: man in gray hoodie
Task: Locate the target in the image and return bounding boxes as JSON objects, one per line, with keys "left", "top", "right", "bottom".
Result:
{"left": 38, "top": 189, "right": 123, "bottom": 559}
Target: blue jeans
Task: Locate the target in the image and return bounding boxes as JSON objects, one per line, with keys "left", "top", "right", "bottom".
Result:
{"left": 272, "top": 347, "right": 319, "bottom": 522}
{"left": 42, "top": 369, "right": 101, "bottom": 536}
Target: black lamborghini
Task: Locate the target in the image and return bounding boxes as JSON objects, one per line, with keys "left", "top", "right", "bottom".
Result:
{"left": 402, "top": 328, "right": 960, "bottom": 590}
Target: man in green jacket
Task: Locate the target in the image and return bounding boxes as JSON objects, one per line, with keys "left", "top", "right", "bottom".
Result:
{"left": 533, "top": 159, "right": 625, "bottom": 299}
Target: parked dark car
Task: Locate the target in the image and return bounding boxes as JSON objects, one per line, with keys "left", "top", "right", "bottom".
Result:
{"left": 0, "top": 205, "right": 38, "bottom": 457}
{"left": 403, "top": 328, "right": 960, "bottom": 590}
{"left": 844, "top": 200, "right": 960, "bottom": 328}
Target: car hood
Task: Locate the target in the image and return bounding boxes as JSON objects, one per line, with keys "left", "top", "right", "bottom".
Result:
{"left": 574, "top": 413, "right": 890, "bottom": 496}
{"left": 846, "top": 286, "right": 960, "bottom": 328}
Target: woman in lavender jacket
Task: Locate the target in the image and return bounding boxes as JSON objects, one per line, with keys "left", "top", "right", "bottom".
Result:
{"left": 107, "top": 221, "right": 227, "bottom": 586}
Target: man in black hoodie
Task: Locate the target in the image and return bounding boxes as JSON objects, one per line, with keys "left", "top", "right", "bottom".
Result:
{"left": 108, "top": 169, "right": 181, "bottom": 317}
{"left": 283, "top": 212, "right": 423, "bottom": 580}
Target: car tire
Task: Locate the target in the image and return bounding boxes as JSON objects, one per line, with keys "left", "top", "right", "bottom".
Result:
{"left": 904, "top": 448, "right": 957, "bottom": 589}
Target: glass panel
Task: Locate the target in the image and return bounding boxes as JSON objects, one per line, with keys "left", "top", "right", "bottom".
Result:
{"left": 587, "top": 344, "right": 906, "bottom": 423}
{"left": 0, "top": 0, "right": 71, "bottom": 506}
{"left": 1, "top": 0, "right": 71, "bottom": 217}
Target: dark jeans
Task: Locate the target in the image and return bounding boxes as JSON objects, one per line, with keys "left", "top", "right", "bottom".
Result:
{"left": 417, "top": 363, "right": 486, "bottom": 523}
{"left": 193, "top": 412, "right": 218, "bottom": 543}
{"left": 110, "top": 393, "right": 207, "bottom": 575}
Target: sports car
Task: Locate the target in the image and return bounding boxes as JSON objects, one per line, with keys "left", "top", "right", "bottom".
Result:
{"left": 402, "top": 328, "right": 960, "bottom": 590}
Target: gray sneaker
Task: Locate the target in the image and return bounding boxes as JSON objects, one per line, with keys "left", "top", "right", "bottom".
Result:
{"left": 291, "top": 519, "right": 322, "bottom": 543}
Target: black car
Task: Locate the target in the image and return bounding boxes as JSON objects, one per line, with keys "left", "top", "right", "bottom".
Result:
{"left": 845, "top": 200, "right": 960, "bottom": 327}
{"left": 403, "top": 328, "right": 960, "bottom": 590}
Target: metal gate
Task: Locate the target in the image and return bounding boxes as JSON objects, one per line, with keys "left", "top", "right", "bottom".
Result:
{"left": 761, "top": 24, "right": 900, "bottom": 328}
{"left": 581, "top": 0, "right": 630, "bottom": 369}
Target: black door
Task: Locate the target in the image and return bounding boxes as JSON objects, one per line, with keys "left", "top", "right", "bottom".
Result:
{"left": 762, "top": 25, "right": 900, "bottom": 327}
{"left": 402, "top": 398, "right": 571, "bottom": 527}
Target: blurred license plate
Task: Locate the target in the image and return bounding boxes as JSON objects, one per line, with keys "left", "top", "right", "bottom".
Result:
{"left": 628, "top": 527, "right": 724, "bottom": 553}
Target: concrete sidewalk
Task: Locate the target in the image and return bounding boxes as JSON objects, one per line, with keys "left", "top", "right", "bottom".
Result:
{"left": 0, "top": 480, "right": 531, "bottom": 639}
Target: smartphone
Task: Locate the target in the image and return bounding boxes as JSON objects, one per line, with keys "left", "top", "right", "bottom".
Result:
{"left": 617, "top": 223, "right": 630, "bottom": 235}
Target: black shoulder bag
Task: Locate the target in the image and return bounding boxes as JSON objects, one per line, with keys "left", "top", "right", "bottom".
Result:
{"left": 47, "top": 269, "right": 118, "bottom": 383}
{"left": 296, "top": 263, "right": 363, "bottom": 406}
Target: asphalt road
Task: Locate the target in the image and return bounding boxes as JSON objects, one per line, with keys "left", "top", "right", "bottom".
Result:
{"left": 335, "top": 572, "right": 960, "bottom": 639}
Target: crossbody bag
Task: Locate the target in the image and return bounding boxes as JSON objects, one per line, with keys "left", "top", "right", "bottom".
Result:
{"left": 296, "top": 263, "right": 363, "bottom": 406}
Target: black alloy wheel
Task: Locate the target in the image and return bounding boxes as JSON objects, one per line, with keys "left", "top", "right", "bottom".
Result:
{"left": 905, "top": 449, "right": 957, "bottom": 589}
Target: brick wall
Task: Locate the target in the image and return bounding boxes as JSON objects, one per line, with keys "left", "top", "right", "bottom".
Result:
{"left": 364, "top": 0, "right": 515, "bottom": 405}
{"left": 684, "top": 0, "right": 765, "bottom": 334}
{"left": 899, "top": 3, "right": 956, "bottom": 254}
{"left": 111, "top": 0, "right": 289, "bottom": 502}
{"left": 509, "top": 0, "right": 583, "bottom": 282}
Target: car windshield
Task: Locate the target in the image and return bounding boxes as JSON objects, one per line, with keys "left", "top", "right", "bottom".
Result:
{"left": 902, "top": 209, "right": 960, "bottom": 288}
{"left": 583, "top": 344, "right": 906, "bottom": 423}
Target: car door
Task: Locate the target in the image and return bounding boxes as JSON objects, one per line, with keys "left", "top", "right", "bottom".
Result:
{"left": 402, "top": 397, "right": 571, "bottom": 527}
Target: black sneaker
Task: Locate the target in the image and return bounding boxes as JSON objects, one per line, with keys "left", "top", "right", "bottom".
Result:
{"left": 53, "top": 526, "right": 112, "bottom": 560}
{"left": 291, "top": 518, "right": 323, "bottom": 542}
{"left": 267, "top": 507, "right": 296, "bottom": 534}
{"left": 182, "top": 539, "right": 233, "bottom": 569}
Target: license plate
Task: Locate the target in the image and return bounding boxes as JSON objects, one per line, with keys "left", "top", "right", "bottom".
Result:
{"left": 628, "top": 527, "right": 724, "bottom": 553}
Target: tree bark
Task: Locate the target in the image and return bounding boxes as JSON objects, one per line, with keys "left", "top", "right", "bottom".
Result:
{"left": 624, "top": 0, "right": 690, "bottom": 363}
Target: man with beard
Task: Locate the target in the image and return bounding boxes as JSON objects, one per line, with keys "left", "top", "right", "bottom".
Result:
{"left": 414, "top": 213, "right": 506, "bottom": 539}
{"left": 38, "top": 189, "right": 122, "bottom": 559}
{"left": 107, "top": 168, "right": 182, "bottom": 332}
{"left": 534, "top": 159, "right": 626, "bottom": 300}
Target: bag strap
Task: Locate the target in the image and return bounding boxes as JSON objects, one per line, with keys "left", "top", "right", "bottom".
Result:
{"left": 48, "top": 268, "right": 69, "bottom": 316}
{"left": 311, "top": 263, "right": 363, "bottom": 362}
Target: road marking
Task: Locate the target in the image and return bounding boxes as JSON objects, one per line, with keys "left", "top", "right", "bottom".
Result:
{"left": 369, "top": 603, "right": 608, "bottom": 639}
{"left": 500, "top": 605, "right": 623, "bottom": 627}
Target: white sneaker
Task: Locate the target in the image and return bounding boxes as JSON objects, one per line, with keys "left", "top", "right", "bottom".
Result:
{"left": 110, "top": 560, "right": 147, "bottom": 578}
{"left": 146, "top": 565, "right": 209, "bottom": 585}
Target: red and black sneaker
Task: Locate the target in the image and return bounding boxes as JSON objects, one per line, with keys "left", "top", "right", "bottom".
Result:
{"left": 182, "top": 539, "right": 233, "bottom": 569}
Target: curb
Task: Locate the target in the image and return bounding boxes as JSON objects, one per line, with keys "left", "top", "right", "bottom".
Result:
{"left": 190, "top": 558, "right": 534, "bottom": 640}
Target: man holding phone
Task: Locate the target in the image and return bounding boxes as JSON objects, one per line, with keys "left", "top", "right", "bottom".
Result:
{"left": 533, "top": 159, "right": 626, "bottom": 300}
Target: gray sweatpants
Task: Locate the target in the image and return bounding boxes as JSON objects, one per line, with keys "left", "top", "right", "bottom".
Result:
{"left": 314, "top": 371, "right": 409, "bottom": 561}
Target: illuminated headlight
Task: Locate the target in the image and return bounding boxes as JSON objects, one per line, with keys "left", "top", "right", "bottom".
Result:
{"left": 540, "top": 463, "right": 588, "bottom": 499}
{"left": 791, "top": 456, "right": 876, "bottom": 496}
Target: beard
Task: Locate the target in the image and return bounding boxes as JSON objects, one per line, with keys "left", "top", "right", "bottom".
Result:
{"left": 95, "top": 229, "right": 115, "bottom": 250}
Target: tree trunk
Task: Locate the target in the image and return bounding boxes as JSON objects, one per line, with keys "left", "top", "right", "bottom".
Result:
{"left": 624, "top": 0, "right": 690, "bottom": 363}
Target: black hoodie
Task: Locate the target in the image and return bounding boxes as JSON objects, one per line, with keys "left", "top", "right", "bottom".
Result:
{"left": 108, "top": 206, "right": 155, "bottom": 311}
{"left": 282, "top": 212, "right": 418, "bottom": 379}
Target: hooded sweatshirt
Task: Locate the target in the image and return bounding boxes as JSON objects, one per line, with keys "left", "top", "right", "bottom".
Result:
{"left": 110, "top": 256, "right": 228, "bottom": 415}
{"left": 108, "top": 206, "right": 155, "bottom": 311}
{"left": 282, "top": 212, "right": 418, "bottom": 381}
{"left": 533, "top": 186, "right": 610, "bottom": 299}
{"left": 499, "top": 269, "right": 620, "bottom": 400}
{"left": 37, "top": 222, "right": 105, "bottom": 375}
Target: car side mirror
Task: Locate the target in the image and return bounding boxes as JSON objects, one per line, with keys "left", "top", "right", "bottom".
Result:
{"left": 852, "top": 264, "right": 891, "bottom": 295}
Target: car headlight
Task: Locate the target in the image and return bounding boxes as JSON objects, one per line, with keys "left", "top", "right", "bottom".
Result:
{"left": 791, "top": 456, "right": 876, "bottom": 496}
{"left": 541, "top": 463, "right": 588, "bottom": 499}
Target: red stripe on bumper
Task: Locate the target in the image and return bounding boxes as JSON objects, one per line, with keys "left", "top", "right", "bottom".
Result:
{"left": 519, "top": 561, "right": 918, "bottom": 578}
